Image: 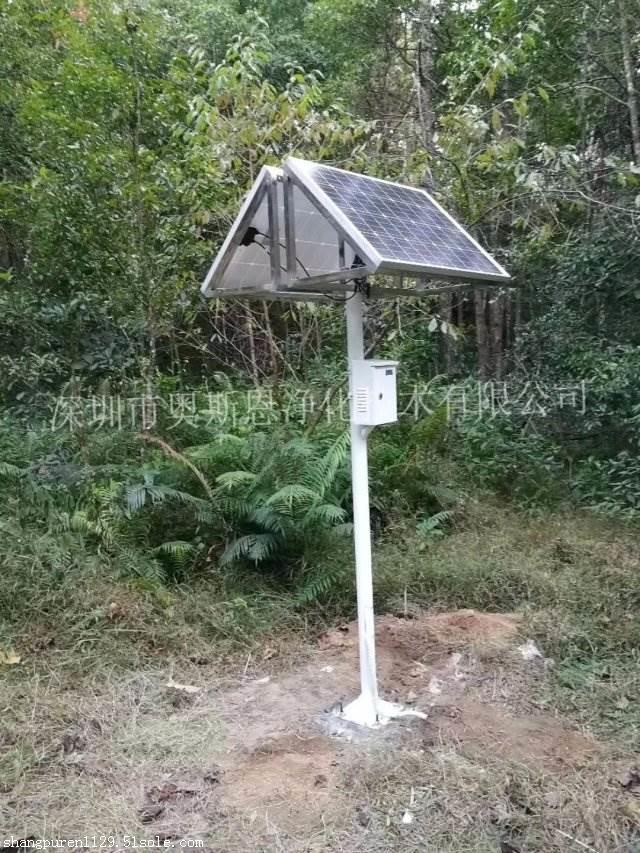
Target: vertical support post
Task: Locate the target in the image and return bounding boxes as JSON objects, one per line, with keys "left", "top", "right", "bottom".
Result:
{"left": 344, "top": 291, "right": 379, "bottom": 727}
{"left": 266, "top": 175, "right": 281, "bottom": 289}
{"left": 283, "top": 176, "right": 297, "bottom": 280}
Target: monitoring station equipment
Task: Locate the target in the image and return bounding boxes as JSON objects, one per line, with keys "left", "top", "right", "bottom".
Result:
{"left": 201, "top": 158, "right": 511, "bottom": 727}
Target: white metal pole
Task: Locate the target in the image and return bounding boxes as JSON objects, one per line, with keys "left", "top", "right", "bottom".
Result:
{"left": 344, "top": 291, "right": 379, "bottom": 726}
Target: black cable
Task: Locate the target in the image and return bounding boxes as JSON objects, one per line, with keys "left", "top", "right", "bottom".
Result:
{"left": 248, "top": 228, "right": 311, "bottom": 278}
{"left": 240, "top": 225, "right": 365, "bottom": 301}
{"left": 326, "top": 287, "right": 358, "bottom": 303}
{"left": 254, "top": 239, "right": 288, "bottom": 274}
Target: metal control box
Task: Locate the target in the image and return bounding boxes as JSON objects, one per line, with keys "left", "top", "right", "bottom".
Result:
{"left": 351, "top": 359, "right": 399, "bottom": 426}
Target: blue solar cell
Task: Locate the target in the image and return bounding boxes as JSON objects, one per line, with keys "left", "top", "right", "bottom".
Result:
{"left": 307, "top": 163, "right": 507, "bottom": 279}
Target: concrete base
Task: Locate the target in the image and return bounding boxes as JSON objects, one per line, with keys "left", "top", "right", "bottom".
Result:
{"left": 341, "top": 693, "right": 428, "bottom": 728}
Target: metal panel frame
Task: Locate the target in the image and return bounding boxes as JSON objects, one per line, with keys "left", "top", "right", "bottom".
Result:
{"left": 278, "top": 266, "right": 376, "bottom": 292}
{"left": 266, "top": 175, "right": 281, "bottom": 288}
{"left": 201, "top": 165, "right": 280, "bottom": 297}
{"left": 283, "top": 175, "right": 297, "bottom": 279}
{"left": 209, "top": 289, "right": 332, "bottom": 304}
{"left": 283, "top": 157, "right": 510, "bottom": 284}
{"left": 202, "top": 159, "right": 512, "bottom": 301}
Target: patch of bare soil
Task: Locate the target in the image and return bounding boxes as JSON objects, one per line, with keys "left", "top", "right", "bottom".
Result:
{"left": 209, "top": 609, "right": 598, "bottom": 835}
{"left": 438, "top": 698, "right": 601, "bottom": 771}
{"left": 2, "top": 609, "right": 629, "bottom": 852}
{"left": 221, "top": 735, "right": 343, "bottom": 829}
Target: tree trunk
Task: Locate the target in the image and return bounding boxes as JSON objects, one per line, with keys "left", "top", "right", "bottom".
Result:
{"left": 474, "top": 290, "right": 490, "bottom": 379}
{"left": 245, "top": 306, "right": 259, "bottom": 385}
{"left": 262, "top": 301, "right": 278, "bottom": 377}
{"left": 489, "top": 292, "right": 504, "bottom": 380}
{"left": 416, "top": 0, "right": 436, "bottom": 190}
{"left": 619, "top": 0, "right": 640, "bottom": 163}
{"left": 504, "top": 291, "right": 513, "bottom": 353}
{"left": 441, "top": 292, "right": 454, "bottom": 376}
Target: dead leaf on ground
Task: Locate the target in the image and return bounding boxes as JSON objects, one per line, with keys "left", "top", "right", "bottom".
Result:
{"left": 147, "top": 778, "right": 199, "bottom": 804}
{"left": 0, "top": 650, "right": 21, "bottom": 666}
{"left": 165, "top": 679, "right": 201, "bottom": 694}
{"left": 622, "top": 798, "right": 640, "bottom": 826}
{"left": 543, "top": 790, "right": 566, "bottom": 808}
{"left": 62, "top": 733, "right": 86, "bottom": 754}
{"left": 616, "top": 767, "right": 640, "bottom": 794}
{"left": 139, "top": 803, "right": 164, "bottom": 823}
{"left": 203, "top": 766, "right": 223, "bottom": 785}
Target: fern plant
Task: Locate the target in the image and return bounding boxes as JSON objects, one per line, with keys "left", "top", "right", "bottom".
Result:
{"left": 213, "top": 431, "right": 351, "bottom": 571}
{"left": 85, "top": 430, "right": 354, "bottom": 579}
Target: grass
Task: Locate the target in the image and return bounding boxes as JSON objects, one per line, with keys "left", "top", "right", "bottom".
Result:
{"left": 332, "top": 740, "right": 634, "bottom": 853}
{"left": 1, "top": 499, "right": 640, "bottom": 847}
{"left": 372, "top": 502, "right": 640, "bottom": 748}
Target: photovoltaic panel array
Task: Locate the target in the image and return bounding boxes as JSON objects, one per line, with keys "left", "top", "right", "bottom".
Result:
{"left": 303, "top": 162, "right": 509, "bottom": 281}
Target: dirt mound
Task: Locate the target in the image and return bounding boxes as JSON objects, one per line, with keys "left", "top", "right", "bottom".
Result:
{"left": 422, "top": 609, "right": 520, "bottom": 645}
{"left": 317, "top": 610, "right": 520, "bottom": 696}
{"left": 319, "top": 609, "right": 519, "bottom": 658}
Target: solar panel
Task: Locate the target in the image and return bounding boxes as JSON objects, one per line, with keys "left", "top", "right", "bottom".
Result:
{"left": 202, "top": 160, "right": 511, "bottom": 299}
{"left": 285, "top": 159, "right": 509, "bottom": 283}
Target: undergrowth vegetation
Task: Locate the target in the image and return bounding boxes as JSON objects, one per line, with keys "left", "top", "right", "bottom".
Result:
{"left": 1, "top": 403, "right": 639, "bottom": 750}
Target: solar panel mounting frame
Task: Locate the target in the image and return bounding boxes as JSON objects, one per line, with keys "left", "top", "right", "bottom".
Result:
{"left": 201, "top": 158, "right": 511, "bottom": 301}
{"left": 282, "top": 157, "right": 510, "bottom": 287}
{"left": 198, "top": 158, "right": 513, "bottom": 729}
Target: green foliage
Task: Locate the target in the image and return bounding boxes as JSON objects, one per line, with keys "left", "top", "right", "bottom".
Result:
{"left": 453, "top": 416, "right": 569, "bottom": 508}
{"left": 0, "top": 416, "right": 354, "bottom": 591}
{"left": 574, "top": 450, "right": 640, "bottom": 519}
{"left": 211, "top": 430, "right": 351, "bottom": 570}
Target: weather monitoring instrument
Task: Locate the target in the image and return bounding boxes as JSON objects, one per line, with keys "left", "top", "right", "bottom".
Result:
{"left": 202, "top": 158, "right": 511, "bottom": 726}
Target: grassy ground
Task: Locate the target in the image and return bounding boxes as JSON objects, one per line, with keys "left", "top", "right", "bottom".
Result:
{"left": 1, "top": 501, "right": 640, "bottom": 849}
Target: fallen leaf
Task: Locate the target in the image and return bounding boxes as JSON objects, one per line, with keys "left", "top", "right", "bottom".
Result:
{"left": 62, "top": 733, "right": 86, "bottom": 754}
{"left": 108, "top": 602, "right": 123, "bottom": 620}
{"left": 518, "top": 639, "right": 543, "bottom": 661}
{"left": 543, "top": 791, "right": 566, "bottom": 808}
{"left": 139, "top": 804, "right": 164, "bottom": 824}
{"left": 427, "top": 676, "right": 443, "bottom": 694}
{"left": 203, "top": 766, "right": 222, "bottom": 785}
{"left": 616, "top": 768, "right": 640, "bottom": 794}
{"left": 0, "top": 650, "right": 21, "bottom": 666}
{"left": 622, "top": 799, "right": 640, "bottom": 826}
{"left": 355, "top": 805, "right": 369, "bottom": 827}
